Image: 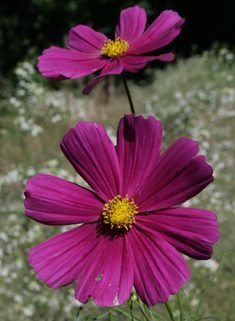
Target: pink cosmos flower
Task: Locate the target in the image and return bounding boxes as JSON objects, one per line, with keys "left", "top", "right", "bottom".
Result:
{"left": 24, "top": 114, "right": 219, "bottom": 307}
{"left": 38, "top": 6, "right": 185, "bottom": 94}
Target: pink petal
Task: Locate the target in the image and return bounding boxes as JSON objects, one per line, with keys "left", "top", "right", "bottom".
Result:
{"left": 135, "top": 138, "right": 213, "bottom": 211}
{"left": 75, "top": 228, "right": 133, "bottom": 306}
{"left": 68, "top": 25, "right": 108, "bottom": 53}
{"left": 24, "top": 174, "right": 104, "bottom": 225}
{"left": 122, "top": 53, "right": 175, "bottom": 73}
{"left": 38, "top": 47, "right": 107, "bottom": 80}
{"left": 29, "top": 223, "right": 133, "bottom": 306}
{"left": 154, "top": 52, "right": 175, "bottom": 61}
{"left": 122, "top": 55, "right": 161, "bottom": 73}
{"left": 116, "top": 114, "right": 162, "bottom": 198}
{"left": 128, "top": 10, "right": 185, "bottom": 54}
{"left": 115, "top": 6, "right": 146, "bottom": 45}
{"left": 128, "top": 227, "right": 190, "bottom": 306}
{"left": 136, "top": 208, "right": 219, "bottom": 260}
{"left": 82, "top": 58, "right": 123, "bottom": 94}
{"left": 61, "top": 121, "right": 121, "bottom": 202}
{"left": 28, "top": 224, "right": 102, "bottom": 288}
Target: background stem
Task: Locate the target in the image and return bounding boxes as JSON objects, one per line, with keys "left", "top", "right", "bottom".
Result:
{"left": 108, "top": 308, "right": 113, "bottom": 321}
{"left": 121, "top": 72, "right": 136, "bottom": 114}
{"left": 164, "top": 302, "right": 175, "bottom": 321}
{"left": 177, "top": 291, "right": 184, "bottom": 321}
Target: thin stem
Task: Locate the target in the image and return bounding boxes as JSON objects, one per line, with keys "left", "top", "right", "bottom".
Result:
{"left": 112, "top": 307, "right": 142, "bottom": 321}
{"left": 164, "top": 302, "right": 175, "bottom": 321}
{"left": 195, "top": 252, "right": 233, "bottom": 317}
{"left": 144, "top": 304, "right": 149, "bottom": 317}
{"left": 121, "top": 72, "right": 136, "bottom": 114}
{"left": 130, "top": 301, "right": 134, "bottom": 321}
{"left": 181, "top": 288, "right": 195, "bottom": 316}
{"left": 108, "top": 308, "right": 113, "bottom": 321}
{"left": 177, "top": 291, "right": 184, "bottom": 321}
{"left": 138, "top": 305, "right": 152, "bottom": 321}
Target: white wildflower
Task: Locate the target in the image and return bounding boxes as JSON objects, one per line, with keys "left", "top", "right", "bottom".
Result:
{"left": 9, "top": 97, "right": 21, "bottom": 108}
{"left": 23, "top": 305, "right": 34, "bottom": 317}
{"left": 193, "top": 258, "right": 219, "bottom": 273}
{"left": 225, "top": 53, "right": 234, "bottom": 61}
{"left": 51, "top": 114, "right": 62, "bottom": 123}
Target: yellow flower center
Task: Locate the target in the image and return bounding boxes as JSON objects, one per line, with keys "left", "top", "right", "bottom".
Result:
{"left": 102, "top": 195, "right": 138, "bottom": 230}
{"left": 101, "top": 37, "right": 129, "bottom": 58}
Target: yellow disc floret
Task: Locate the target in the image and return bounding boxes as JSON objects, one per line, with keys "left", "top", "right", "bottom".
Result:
{"left": 102, "top": 195, "right": 138, "bottom": 230}
{"left": 101, "top": 37, "right": 129, "bottom": 58}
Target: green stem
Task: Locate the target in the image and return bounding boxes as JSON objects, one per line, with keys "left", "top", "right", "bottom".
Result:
{"left": 130, "top": 301, "right": 134, "bottom": 321}
{"left": 144, "top": 304, "right": 149, "bottom": 317}
{"left": 181, "top": 288, "right": 195, "bottom": 316}
{"left": 164, "top": 302, "right": 175, "bottom": 321}
{"left": 177, "top": 291, "right": 184, "bottom": 321}
{"left": 108, "top": 308, "right": 113, "bottom": 321}
{"left": 195, "top": 252, "right": 233, "bottom": 317}
{"left": 121, "top": 72, "right": 136, "bottom": 114}
{"left": 138, "top": 305, "right": 152, "bottom": 321}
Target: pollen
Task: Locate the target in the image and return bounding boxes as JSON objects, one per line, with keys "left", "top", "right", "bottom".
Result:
{"left": 102, "top": 195, "right": 138, "bottom": 230}
{"left": 101, "top": 37, "right": 129, "bottom": 58}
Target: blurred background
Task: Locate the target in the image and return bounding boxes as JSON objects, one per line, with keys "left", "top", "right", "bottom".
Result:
{"left": 0, "top": 1, "right": 235, "bottom": 321}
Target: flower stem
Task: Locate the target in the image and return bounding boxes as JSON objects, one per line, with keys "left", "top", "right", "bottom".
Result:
{"left": 164, "top": 302, "right": 175, "bottom": 321}
{"left": 177, "top": 290, "right": 184, "bottom": 321}
{"left": 130, "top": 301, "right": 134, "bottom": 321}
{"left": 121, "top": 72, "right": 136, "bottom": 114}
{"left": 138, "top": 305, "right": 152, "bottom": 321}
{"left": 144, "top": 304, "right": 149, "bottom": 318}
{"left": 108, "top": 308, "right": 113, "bottom": 321}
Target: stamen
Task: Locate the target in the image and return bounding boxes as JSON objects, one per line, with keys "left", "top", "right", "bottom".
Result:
{"left": 102, "top": 195, "right": 138, "bottom": 230}
{"left": 101, "top": 37, "right": 129, "bottom": 58}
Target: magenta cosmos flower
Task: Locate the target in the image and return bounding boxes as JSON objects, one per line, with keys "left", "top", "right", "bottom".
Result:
{"left": 38, "top": 6, "right": 185, "bottom": 94}
{"left": 24, "top": 114, "right": 219, "bottom": 307}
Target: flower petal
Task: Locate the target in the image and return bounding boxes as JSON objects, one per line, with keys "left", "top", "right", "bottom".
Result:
{"left": 122, "top": 55, "right": 161, "bottom": 73}
{"left": 61, "top": 121, "right": 121, "bottom": 202}
{"left": 68, "top": 25, "right": 108, "bottom": 53}
{"left": 122, "top": 53, "right": 175, "bottom": 73}
{"left": 38, "top": 47, "right": 107, "bottom": 80}
{"left": 28, "top": 224, "right": 102, "bottom": 289}
{"left": 154, "top": 52, "right": 175, "bottom": 61}
{"left": 29, "top": 223, "right": 133, "bottom": 306}
{"left": 24, "top": 174, "right": 104, "bottom": 225}
{"left": 136, "top": 208, "right": 219, "bottom": 260}
{"left": 75, "top": 228, "right": 133, "bottom": 306}
{"left": 116, "top": 114, "right": 162, "bottom": 198}
{"left": 82, "top": 58, "right": 123, "bottom": 94}
{"left": 128, "top": 10, "right": 185, "bottom": 54}
{"left": 128, "top": 227, "right": 190, "bottom": 306}
{"left": 115, "top": 6, "right": 146, "bottom": 45}
{"left": 135, "top": 138, "right": 213, "bottom": 211}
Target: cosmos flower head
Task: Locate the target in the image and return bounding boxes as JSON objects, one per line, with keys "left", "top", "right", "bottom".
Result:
{"left": 38, "top": 6, "right": 185, "bottom": 94}
{"left": 24, "top": 114, "right": 219, "bottom": 307}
